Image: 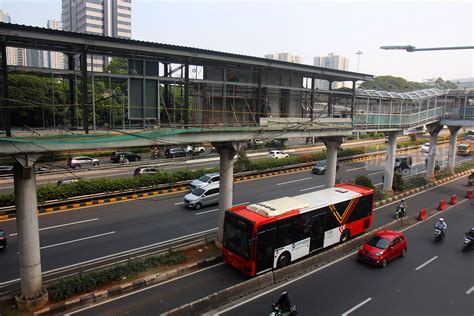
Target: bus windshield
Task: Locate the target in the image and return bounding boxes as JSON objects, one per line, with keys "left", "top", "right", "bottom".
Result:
{"left": 223, "top": 213, "right": 253, "bottom": 260}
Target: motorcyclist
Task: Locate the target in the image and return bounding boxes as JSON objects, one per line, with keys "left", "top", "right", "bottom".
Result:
{"left": 397, "top": 199, "right": 407, "bottom": 215}
{"left": 151, "top": 147, "right": 159, "bottom": 159}
{"left": 274, "top": 290, "right": 293, "bottom": 312}
{"left": 434, "top": 218, "right": 447, "bottom": 238}
{"left": 466, "top": 228, "right": 474, "bottom": 241}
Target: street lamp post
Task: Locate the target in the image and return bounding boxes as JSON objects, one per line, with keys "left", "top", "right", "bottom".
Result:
{"left": 356, "top": 50, "right": 363, "bottom": 72}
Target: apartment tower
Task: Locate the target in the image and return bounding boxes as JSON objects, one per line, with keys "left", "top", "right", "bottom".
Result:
{"left": 314, "top": 53, "right": 350, "bottom": 89}
{"left": 62, "top": 0, "right": 132, "bottom": 70}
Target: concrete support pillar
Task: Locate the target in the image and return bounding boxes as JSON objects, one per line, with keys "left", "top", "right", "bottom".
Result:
{"left": 447, "top": 126, "right": 461, "bottom": 172}
{"left": 213, "top": 142, "right": 238, "bottom": 246}
{"left": 426, "top": 123, "right": 444, "bottom": 178}
{"left": 322, "top": 137, "right": 344, "bottom": 187}
{"left": 12, "top": 155, "right": 48, "bottom": 311}
{"left": 383, "top": 131, "right": 398, "bottom": 192}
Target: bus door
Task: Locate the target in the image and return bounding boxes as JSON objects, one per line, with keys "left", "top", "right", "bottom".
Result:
{"left": 310, "top": 213, "right": 326, "bottom": 252}
{"left": 256, "top": 226, "right": 276, "bottom": 273}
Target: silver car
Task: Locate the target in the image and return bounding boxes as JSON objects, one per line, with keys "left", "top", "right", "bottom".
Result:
{"left": 184, "top": 182, "right": 220, "bottom": 210}
{"left": 189, "top": 173, "right": 220, "bottom": 191}
{"left": 67, "top": 156, "right": 100, "bottom": 169}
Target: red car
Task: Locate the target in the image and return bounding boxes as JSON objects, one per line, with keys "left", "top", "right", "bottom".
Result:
{"left": 358, "top": 230, "right": 407, "bottom": 267}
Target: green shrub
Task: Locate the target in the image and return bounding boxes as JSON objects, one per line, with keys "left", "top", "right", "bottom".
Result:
{"left": 354, "top": 175, "right": 374, "bottom": 189}
{"left": 47, "top": 250, "right": 186, "bottom": 302}
{"left": 404, "top": 176, "right": 428, "bottom": 190}
{"left": 234, "top": 150, "right": 251, "bottom": 172}
{"left": 392, "top": 173, "right": 404, "bottom": 192}
{"left": 374, "top": 189, "right": 386, "bottom": 201}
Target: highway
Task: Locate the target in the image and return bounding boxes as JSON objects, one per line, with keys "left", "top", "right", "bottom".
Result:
{"left": 67, "top": 173, "right": 473, "bottom": 315}
{"left": 218, "top": 196, "right": 474, "bottom": 316}
{"left": 0, "top": 138, "right": 401, "bottom": 192}
{"left": 0, "top": 145, "right": 470, "bottom": 287}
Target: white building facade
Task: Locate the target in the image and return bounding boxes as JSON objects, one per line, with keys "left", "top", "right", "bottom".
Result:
{"left": 265, "top": 52, "right": 303, "bottom": 64}
{"left": 314, "top": 53, "right": 350, "bottom": 90}
{"left": 62, "top": 0, "right": 132, "bottom": 71}
{"left": 44, "top": 20, "right": 65, "bottom": 69}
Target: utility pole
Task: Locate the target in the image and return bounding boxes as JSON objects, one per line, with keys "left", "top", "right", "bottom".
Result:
{"left": 356, "top": 50, "right": 363, "bottom": 72}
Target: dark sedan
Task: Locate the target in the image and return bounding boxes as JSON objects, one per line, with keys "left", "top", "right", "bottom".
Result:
{"left": 111, "top": 152, "right": 142, "bottom": 163}
{"left": 0, "top": 230, "right": 7, "bottom": 249}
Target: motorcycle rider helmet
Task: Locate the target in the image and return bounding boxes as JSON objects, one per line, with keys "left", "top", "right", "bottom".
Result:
{"left": 401, "top": 198, "right": 405, "bottom": 202}
{"left": 439, "top": 218, "right": 444, "bottom": 222}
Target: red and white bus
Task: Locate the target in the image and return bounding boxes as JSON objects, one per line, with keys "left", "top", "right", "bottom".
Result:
{"left": 223, "top": 183, "right": 374, "bottom": 276}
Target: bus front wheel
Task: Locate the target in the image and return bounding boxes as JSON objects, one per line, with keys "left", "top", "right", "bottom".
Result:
{"left": 340, "top": 229, "right": 350, "bottom": 243}
{"left": 277, "top": 252, "right": 291, "bottom": 269}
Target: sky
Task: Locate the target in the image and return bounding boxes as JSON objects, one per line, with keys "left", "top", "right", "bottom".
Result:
{"left": 0, "top": 0, "right": 473, "bottom": 82}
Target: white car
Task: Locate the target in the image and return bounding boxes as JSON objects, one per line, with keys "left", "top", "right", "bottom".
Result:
{"left": 420, "top": 143, "right": 430, "bottom": 153}
{"left": 184, "top": 145, "right": 205, "bottom": 154}
{"left": 267, "top": 150, "right": 289, "bottom": 159}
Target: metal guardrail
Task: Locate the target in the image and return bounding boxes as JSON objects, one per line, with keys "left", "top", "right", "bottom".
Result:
{"left": 0, "top": 228, "right": 218, "bottom": 300}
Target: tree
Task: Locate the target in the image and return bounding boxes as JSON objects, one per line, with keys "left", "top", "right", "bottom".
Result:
{"left": 106, "top": 57, "right": 128, "bottom": 75}
{"left": 392, "top": 173, "right": 404, "bottom": 192}
{"left": 0, "top": 74, "right": 69, "bottom": 128}
{"left": 234, "top": 149, "right": 251, "bottom": 172}
{"left": 354, "top": 175, "right": 374, "bottom": 189}
{"left": 359, "top": 75, "right": 427, "bottom": 92}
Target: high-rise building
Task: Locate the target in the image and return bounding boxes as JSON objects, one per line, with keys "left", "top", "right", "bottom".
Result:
{"left": 44, "top": 20, "right": 65, "bottom": 69}
{"left": 314, "top": 53, "right": 350, "bottom": 89}
{"left": 265, "top": 52, "right": 303, "bottom": 64}
{"left": 62, "top": 0, "right": 132, "bottom": 71}
{"left": 0, "top": 10, "right": 23, "bottom": 66}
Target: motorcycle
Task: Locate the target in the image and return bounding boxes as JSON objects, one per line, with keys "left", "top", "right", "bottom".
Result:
{"left": 434, "top": 228, "right": 444, "bottom": 243}
{"left": 270, "top": 302, "right": 297, "bottom": 316}
{"left": 468, "top": 173, "right": 474, "bottom": 187}
{"left": 151, "top": 151, "right": 160, "bottom": 159}
{"left": 395, "top": 205, "right": 407, "bottom": 219}
{"left": 463, "top": 233, "right": 474, "bottom": 252}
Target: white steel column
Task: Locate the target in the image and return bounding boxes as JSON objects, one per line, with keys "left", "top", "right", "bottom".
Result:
{"left": 447, "top": 126, "right": 461, "bottom": 172}
{"left": 13, "top": 155, "right": 48, "bottom": 311}
{"left": 383, "top": 131, "right": 398, "bottom": 192}
{"left": 215, "top": 142, "right": 237, "bottom": 246}
{"left": 426, "top": 123, "right": 443, "bottom": 178}
{"left": 322, "top": 137, "right": 344, "bottom": 188}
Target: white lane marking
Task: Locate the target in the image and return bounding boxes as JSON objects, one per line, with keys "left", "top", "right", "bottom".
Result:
{"left": 300, "top": 185, "right": 325, "bottom": 192}
{"left": 9, "top": 218, "right": 99, "bottom": 237}
{"left": 276, "top": 177, "right": 311, "bottom": 186}
{"left": 415, "top": 256, "right": 438, "bottom": 271}
{"left": 374, "top": 175, "right": 469, "bottom": 211}
{"left": 196, "top": 208, "right": 219, "bottom": 216}
{"left": 0, "top": 227, "right": 219, "bottom": 287}
{"left": 66, "top": 262, "right": 226, "bottom": 315}
{"left": 466, "top": 286, "right": 474, "bottom": 295}
{"left": 341, "top": 297, "right": 373, "bottom": 316}
{"left": 346, "top": 167, "right": 365, "bottom": 172}
{"left": 368, "top": 171, "right": 384, "bottom": 176}
{"left": 216, "top": 187, "right": 471, "bottom": 314}
{"left": 240, "top": 202, "right": 250, "bottom": 205}
{"left": 174, "top": 202, "right": 184, "bottom": 205}
{"left": 374, "top": 182, "right": 383, "bottom": 187}
{"left": 40, "top": 231, "right": 116, "bottom": 250}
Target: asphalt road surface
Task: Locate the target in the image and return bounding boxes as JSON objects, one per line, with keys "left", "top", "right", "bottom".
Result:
{"left": 218, "top": 198, "right": 474, "bottom": 316}
{"left": 67, "top": 174, "right": 473, "bottom": 315}
{"left": 0, "top": 138, "right": 402, "bottom": 192}
{"left": 0, "top": 145, "right": 470, "bottom": 285}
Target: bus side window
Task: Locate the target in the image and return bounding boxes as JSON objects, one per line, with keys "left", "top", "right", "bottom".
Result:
{"left": 294, "top": 213, "right": 312, "bottom": 240}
